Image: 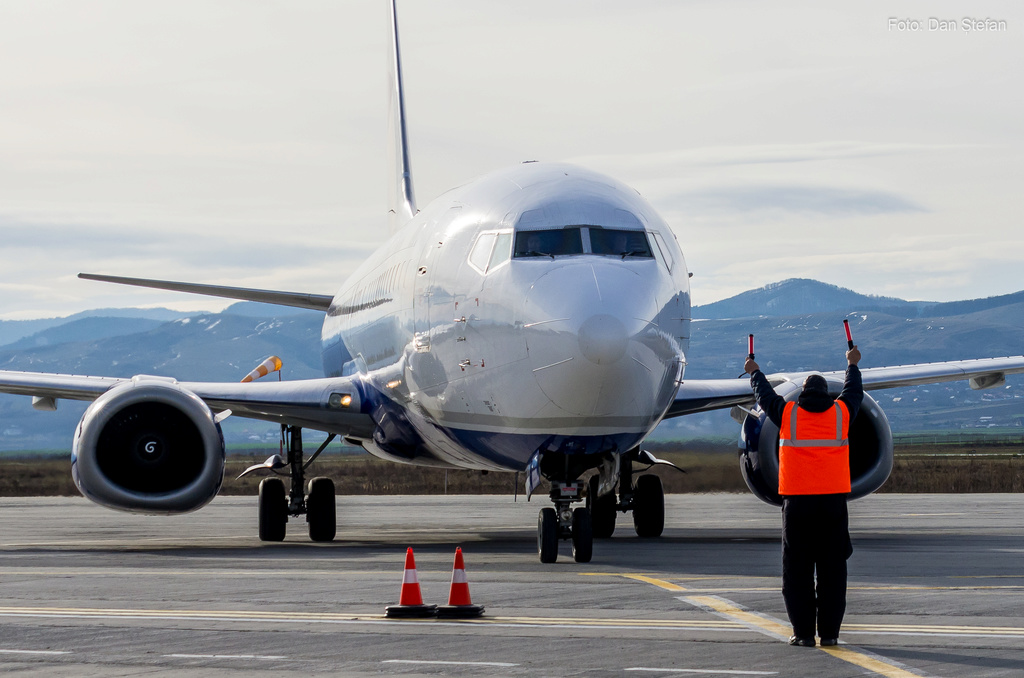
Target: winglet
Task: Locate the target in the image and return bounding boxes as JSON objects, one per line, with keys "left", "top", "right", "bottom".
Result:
{"left": 388, "top": 0, "right": 417, "bottom": 234}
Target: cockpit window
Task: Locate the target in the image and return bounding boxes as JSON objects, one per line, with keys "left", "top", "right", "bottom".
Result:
{"left": 589, "top": 228, "right": 653, "bottom": 258}
{"left": 469, "top": 233, "right": 496, "bottom": 273}
{"left": 468, "top": 230, "right": 513, "bottom": 274}
{"left": 489, "top": 232, "right": 512, "bottom": 270}
{"left": 513, "top": 228, "right": 584, "bottom": 258}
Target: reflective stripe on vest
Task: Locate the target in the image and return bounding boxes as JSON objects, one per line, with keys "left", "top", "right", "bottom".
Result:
{"left": 779, "top": 404, "right": 848, "bottom": 448}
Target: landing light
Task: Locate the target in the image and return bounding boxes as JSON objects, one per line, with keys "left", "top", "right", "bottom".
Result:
{"left": 329, "top": 393, "right": 353, "bottom": 409}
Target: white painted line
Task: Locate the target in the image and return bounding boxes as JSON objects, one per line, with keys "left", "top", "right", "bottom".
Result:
{"left": 165, "top": 654, "right": 287, "bottom": 660}
{"left": 843, "top": 631, "right": 1024, "bottom": 640}
{"left": 383, "top": 659, "right": 519, "bottom": 668}
{"left": 626, "top": 670, "right": 777, "bottom": 675}
{"left": 0, "top": 649, "right": 71, "bottom": 656}
{"left": 0, "top": 610, "right": 750, "bottom": 633}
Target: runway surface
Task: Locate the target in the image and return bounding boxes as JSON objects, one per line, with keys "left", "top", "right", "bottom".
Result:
{"left": 1, "top": 492, "right": 1023, "bottom": 677}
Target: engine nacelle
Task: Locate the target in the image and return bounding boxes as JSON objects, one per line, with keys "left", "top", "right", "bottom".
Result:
{"left": 72, "top": 377, "right": 225, "bottom": 514}
{"left": 738, "top": 378, "right": 893, "bottom": 506}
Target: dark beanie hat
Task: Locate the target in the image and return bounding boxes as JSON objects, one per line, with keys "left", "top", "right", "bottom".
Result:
{"left": 803, "top": 374, "right": 829, "bottom": 393}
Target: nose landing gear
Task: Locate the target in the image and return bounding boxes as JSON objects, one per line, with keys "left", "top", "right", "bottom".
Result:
{"left": 537, "top": 481, "right": 593, "bottom": 563}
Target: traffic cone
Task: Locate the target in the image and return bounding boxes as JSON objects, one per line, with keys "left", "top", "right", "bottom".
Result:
{"left": 385, "top": 547, "right": 437, "bottom": 618}
{"left": 436, "top": 547, "right": 484, "bottom": 618}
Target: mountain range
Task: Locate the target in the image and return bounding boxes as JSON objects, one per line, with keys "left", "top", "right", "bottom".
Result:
{"left": 1, "top": 279, "right": 1021, "bottom": 451}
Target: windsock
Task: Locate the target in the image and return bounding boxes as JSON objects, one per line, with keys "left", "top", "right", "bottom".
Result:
{"left": 241, "top": 356, "right": 283, "bottom": 383}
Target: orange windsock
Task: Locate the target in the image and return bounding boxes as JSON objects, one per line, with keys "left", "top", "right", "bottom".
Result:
{"left": 241, "top": 355, "right": 283, "bottom": 383}
{"left": 385, "top": 547, "right": 437, "bottom": 618}
{"left": 436, "top": 547, "right": 484, "bottom": 618}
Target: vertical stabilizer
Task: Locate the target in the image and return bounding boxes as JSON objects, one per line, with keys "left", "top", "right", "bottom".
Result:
{"left": 388, "top": 0, "right": 417, "bottom": 234}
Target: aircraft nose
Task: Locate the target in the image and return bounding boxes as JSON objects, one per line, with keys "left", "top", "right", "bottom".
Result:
{"left": 578, "top": 313, "right": 628, "bottom": 365}
{"left": 519, "top": 261, "right": 678, "bottom": 419}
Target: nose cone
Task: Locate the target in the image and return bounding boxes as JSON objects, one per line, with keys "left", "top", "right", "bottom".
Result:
{"left": 578, "top": 314, "right": 628, "bottom": 365}
{"left": 520, "top": 261, "right": 678, "bottom": 419}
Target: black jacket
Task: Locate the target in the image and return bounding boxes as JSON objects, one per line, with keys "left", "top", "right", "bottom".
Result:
{"left": 750, "top": 365, "right": 863, "bottom": 429}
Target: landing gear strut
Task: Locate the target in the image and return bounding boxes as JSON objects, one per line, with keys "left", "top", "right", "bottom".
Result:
{"left": 252, "top": 426, "right": 337, "bottom": 542}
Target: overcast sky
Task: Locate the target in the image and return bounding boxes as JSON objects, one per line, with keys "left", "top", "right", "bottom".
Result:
{"left": 0, "top": 0, "right": 1020, "bottom": 319}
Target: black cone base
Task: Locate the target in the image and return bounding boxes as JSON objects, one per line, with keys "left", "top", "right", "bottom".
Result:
{"left": 436, "top": 604, "right": 484, "bottom": 619}
{"left": 385, "top": 604, "right": 437, "bottom": 618}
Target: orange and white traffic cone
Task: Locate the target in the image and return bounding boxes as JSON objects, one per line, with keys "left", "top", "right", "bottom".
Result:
{"left": 385, "top": 547, "right": 437, "bottom": 618}
{"left": 436, "top": 547, "right": 484, "bottom": 618}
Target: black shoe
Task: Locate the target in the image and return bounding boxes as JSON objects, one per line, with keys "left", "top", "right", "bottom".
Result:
{"left": 819, "top": 638, "right": 838, "bottom": 646}
{"left": 788, "top": 636, "right": 815, "bottom": 647}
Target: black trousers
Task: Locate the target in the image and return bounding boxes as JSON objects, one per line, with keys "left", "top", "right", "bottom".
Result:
{"left": 781, "top": 494, "right": 853, "bottom": 639}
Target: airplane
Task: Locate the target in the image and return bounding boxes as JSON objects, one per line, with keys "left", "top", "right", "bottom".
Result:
{"left": 2, "top": 0, "right": 1023, "bottom": 563}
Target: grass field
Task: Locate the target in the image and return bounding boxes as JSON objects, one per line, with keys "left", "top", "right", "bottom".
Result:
{"left": 1, "top": 439, "right": 1021, "bottom": 497}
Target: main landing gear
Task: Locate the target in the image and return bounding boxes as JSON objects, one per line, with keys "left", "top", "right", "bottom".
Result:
{"left": 240, "top": 425, "right": 337, "bottom": 542}
{"left": 584, "top": 448, "right": 675, "bottom": 540}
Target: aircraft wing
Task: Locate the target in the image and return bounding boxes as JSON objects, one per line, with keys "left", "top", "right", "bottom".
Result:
{"left": 667, "top": 355, "right": 1024, "bottom": 417}
{"left": 0, "top": 370, "right": 375, "bottom": 438}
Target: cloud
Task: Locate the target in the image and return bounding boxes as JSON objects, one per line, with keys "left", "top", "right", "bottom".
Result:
{"left": 667, "top": 184, "right": 927, "bottom": 217}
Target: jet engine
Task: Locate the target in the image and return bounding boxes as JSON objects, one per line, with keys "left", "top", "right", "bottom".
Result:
{"left": 72, "top": 378, "right": 225, "bottom": 514}
{"left": 738, "top": 378, "right": 893, "bottom": 505}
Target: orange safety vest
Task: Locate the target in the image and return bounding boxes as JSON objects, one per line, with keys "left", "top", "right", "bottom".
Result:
{"left": 778, "top": 400, "right": 851, "bottom": 496}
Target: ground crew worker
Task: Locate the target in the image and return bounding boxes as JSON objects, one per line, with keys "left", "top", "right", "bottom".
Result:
{"left": 744, "top": 346, "right": 863, "bottom": 647}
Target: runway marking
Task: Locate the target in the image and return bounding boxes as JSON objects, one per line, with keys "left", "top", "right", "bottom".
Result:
{"left": 2, "top": 604, "right": 1021, "bottom": 644}
{"left": 166, "top": 653, "right": 287, "bottom": 660}
{"left": 678, "top": 596, "right": 928, "bottom": 678}
{"left": 383, "top": 660, "right": 518, "bottom": 667}
{"left": 0, "top": 606, "right": 742, "bottom": 632}
{"left": 0, "top": 649, "right": 71, "bottom": 656}
{"left": 608, "top": 572, "right": 935, "bottom": 678}
{"left": 621, "top": 574, "right": 690, "bottom": 592}
{"left": 845, "top": 623, "right": 1024, "bottom": 637}
{"left": 672, "top": 585, "right": 1024, "bottom": 593}
{"left": 625, "top": 669, "right": 777, "bottom": 675}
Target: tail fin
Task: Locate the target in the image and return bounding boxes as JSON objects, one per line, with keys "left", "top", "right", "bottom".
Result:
{"left": 387, "top": 0, "right": 416, "bottom": 234}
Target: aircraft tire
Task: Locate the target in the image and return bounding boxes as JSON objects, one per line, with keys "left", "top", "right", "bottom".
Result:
{"left": 587, "top": 475, "right": 617, "bottom": 538}
{"left": 632, "top": 474, "right": 665, "bottom": 538}
{"left": 538, "top": 507, "right": 558, "bottom": 563}
{"left": 306, "top": 476, "right": 336, "bottom": 542}
{"left": 571, "top": 507, "right": 593, "bottom": 563}
{"left": 258, "top": 477, "right": 287, "bottom": 542}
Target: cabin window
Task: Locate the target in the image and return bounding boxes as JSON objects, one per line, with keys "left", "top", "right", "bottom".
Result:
{"left": 588, "top": 228, "right": 653, "bottom": 258}
{"left": 513, "top": 227, "right": 584, "bottom": 258}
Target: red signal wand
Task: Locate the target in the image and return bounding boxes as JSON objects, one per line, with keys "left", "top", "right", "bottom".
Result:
{"left": 843, "top": 319, "right": 854, "bottom": 349}
{"left": 739, "top": 334, "right": 755, "bottom": 377}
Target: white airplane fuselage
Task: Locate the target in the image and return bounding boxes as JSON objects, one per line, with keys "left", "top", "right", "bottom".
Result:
{"left": 322, "top": 162, "right": 691, "bottom": 471}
